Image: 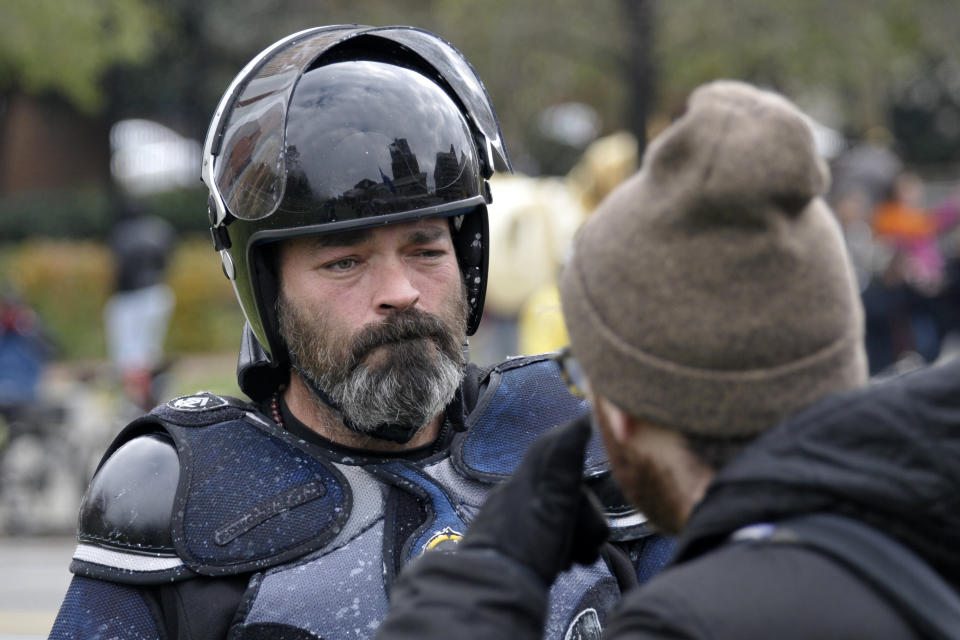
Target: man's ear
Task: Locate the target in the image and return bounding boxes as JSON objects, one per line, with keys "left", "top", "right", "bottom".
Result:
{"left": 592, "top": 394, "right": 635, "bottom": 444}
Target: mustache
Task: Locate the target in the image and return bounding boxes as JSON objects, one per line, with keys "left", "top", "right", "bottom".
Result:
{"left": 347, "top": 309, "right": 454, "bottom": 366}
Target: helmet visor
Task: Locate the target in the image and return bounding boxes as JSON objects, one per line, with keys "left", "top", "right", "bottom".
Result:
{"left": 369, "top": 26, "right": 510, "bottom": 173}
{"left": 212, "top": 26, "right": 364, "bottom": 221}
{"left": 208, "top": 25, "right": 509, "bottom": 222}
{"left": 276, "top": 61, "right": 482, "bottom": 221}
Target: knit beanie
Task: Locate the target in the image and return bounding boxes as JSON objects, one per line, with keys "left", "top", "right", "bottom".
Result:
{"left": 559, "top": 80, "right": 867, "bottom": 436}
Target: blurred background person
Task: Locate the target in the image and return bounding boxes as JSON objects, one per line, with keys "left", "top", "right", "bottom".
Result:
{"left": 102, "top": 200, "right": 176, "bottom": 410}
{"left": 0, "top": 288, "right": 56, "bottom": 418}
{"left": 830, "top": 142, "right": 960, "bottom": 375}
{"left": 516, "top": 131, "right": 640, "bottom": 355}
{"left": 864, "top": 170, "right": 945, "bottom": 372}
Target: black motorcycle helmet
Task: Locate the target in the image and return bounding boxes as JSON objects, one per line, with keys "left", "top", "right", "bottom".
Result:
{"left": 201, "top": 26, "right": 511, "bottom": 400}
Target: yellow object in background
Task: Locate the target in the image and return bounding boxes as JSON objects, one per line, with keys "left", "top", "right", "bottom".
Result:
{"left": 518, "top": 283, "right": 569, "bottom": 355}
{"left": 484, "top": 174, "right": 585, "bottom": 317}
{"left": 486, "top": 131, "right": 641, "bottom": 358}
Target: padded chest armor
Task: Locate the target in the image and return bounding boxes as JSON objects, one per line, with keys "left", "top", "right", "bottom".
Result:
{"left": 71, "top": 355, "right": 652, "bottom": 639}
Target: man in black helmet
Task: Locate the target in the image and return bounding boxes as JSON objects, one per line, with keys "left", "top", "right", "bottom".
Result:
{"left": 50, "top": 26, "right": 671, "bottom": 640}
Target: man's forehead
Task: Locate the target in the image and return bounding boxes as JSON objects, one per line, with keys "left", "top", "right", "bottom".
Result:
{"left": 303, "top": 218, "right": 451, "bottom": 248}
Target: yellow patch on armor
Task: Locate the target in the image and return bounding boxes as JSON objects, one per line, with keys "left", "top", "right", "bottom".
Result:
{"left": 422, "top": 527, "right": 463, "bottom": 553}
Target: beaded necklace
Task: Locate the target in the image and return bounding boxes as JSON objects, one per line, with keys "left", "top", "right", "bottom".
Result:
{"left": 269, "top": 389, "right": 285, "bottom": 429}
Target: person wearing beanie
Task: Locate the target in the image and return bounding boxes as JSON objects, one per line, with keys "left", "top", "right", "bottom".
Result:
{"left": 375, "top": 80, "right": 960, "bottom": 640}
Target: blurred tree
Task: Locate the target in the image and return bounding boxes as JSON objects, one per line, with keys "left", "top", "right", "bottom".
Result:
{"left": 656, "top": 0, "right": 960, "bottom": 143}
{"left": 0, "top": 0, "right": 164, "bottom": 113}
{"left": 619, "top": 0, "right": 655, "bottom": 158}
{"left": 3, "top": 0, "right": 960, "bottom": 195}
{"left": 0, "top": 1, "right": 167, "bottom": 200}
{"left": 889, "top": 56, "right": 960, "bottom": 164}
{"left": 91, "top": 0, "right": 633, "bottom": 175}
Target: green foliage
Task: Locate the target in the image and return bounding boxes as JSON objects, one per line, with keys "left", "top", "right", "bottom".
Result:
{"left": 0, "top": 188, "right": 113, "bottom": 240}
{"left": 0, "top": 0, "right": 167, "bottom": 113}
{"left": 656, "top": 0, "right": 960, "bottom": 134}
{"left": 0, "top": 186, "right": 208, "bottom": 241}
{"left": 165, "top": 236, "right": 243, "bottom": 355}
{"left": 0, "top": 235, "right": 243, "bottom": 361}
{"left": 141, "top": 187, "right": 210, "bottom": 234}
{"left": 167, "top": 353, "right": 243, "bottom": 399}
{"left": 2, "top": 240, "right": 113, "bottom": 358}
{"left": 4, "top": 0, "right": 955, "bottom": 175}
{"left": 164, "top": 0, "right": 960, "bottom": 167}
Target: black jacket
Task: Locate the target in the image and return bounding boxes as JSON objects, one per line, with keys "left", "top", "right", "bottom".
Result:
{"left": 378, "top": 359, "right": 960, "bottom": 639}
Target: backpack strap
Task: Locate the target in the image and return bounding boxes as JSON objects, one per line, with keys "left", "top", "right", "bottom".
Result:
{"left": 735, "top": 513, "right": 960, "bottom": 640}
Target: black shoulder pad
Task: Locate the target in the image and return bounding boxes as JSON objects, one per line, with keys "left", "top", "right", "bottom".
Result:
{"left": 79, "top": 433, "right": 179, "bottom": 550}
{"left": 73, "top": 432, "right": 193, "bottom": 583}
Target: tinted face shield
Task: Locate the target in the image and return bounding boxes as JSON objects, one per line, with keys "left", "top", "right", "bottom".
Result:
{"left": 203, "top": 25, "right": 510, "bottom": 227}
{"left": 276, "top": 60, "right": 484, "bottom": 221}
{"left": 218, "top": 60, "right": 491, "bottom": 224}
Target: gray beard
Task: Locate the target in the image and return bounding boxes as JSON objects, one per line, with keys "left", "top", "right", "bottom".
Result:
{"left": 318, "top": 337, "right": 463, "bottom": 434}
{"left": 278, "top": 296, "right": 467, "bottom": 438}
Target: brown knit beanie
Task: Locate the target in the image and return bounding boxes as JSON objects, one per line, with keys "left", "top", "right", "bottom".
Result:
{"left": 559, "top": 80, "right": 867, "bottom": 436}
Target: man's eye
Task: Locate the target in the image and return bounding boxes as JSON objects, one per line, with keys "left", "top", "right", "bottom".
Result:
{"left": 326, "top": 258, "right": 357, "bottom": 271}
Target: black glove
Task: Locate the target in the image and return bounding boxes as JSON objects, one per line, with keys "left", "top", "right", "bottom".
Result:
{"left": 461, "top": 413, "right": 610, "bottom": 585}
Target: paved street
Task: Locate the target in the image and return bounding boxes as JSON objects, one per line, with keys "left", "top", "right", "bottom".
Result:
{"left": 0, "top": 536, "right": 74, "bottom": 639}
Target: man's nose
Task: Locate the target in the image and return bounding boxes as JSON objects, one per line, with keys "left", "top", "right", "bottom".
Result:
{"left": 373, "top": 260, "right": 420, "bottom": 314}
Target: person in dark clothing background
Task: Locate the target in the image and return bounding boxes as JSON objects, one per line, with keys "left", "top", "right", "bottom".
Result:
{"left": 103, "top": 201, "right": 176, "bottom": 410}
{"left": 374, "top": 80, "right": 960, "bottom": 639}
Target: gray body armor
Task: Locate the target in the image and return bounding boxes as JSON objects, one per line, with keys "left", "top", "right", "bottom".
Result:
{"left": 61, "top": 356, "right": 656, "bottom": 639}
